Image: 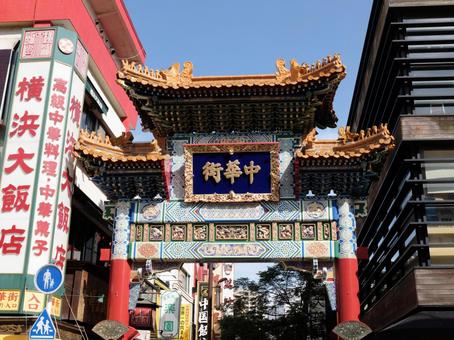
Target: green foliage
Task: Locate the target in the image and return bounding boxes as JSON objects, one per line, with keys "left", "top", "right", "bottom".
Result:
{"left": 220, "top": 264, "right": 327, "bottom": 340}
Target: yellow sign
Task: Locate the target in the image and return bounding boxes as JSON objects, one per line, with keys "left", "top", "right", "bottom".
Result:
{"left": 179, "top": 304, "right": 191, "bottom": 340}
{"left": 22, "top": 291, "right": 45, "bottom": 313}
{"left": 0, "top": 290, "right": 21, "bottom": 312}
{"left": 50, "top": 296, "right": 62, "bottom": 317}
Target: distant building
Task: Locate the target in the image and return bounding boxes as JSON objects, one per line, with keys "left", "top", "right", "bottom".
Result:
{"left": 349, "top": 0, "right": 454, "bottom": 337}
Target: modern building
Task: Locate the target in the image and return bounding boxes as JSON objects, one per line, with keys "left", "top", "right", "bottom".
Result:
{"left": 349, "top": 0, "right": 454, "bottom": 337}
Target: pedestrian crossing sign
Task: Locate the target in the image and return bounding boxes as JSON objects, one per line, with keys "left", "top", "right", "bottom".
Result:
{"left": 29, "top": 309, "right": 56, "bottom": 340}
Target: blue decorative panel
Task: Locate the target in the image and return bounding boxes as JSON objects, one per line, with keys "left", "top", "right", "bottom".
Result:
{"left": 130, "top": 240, "right": 337, "bottom": 261}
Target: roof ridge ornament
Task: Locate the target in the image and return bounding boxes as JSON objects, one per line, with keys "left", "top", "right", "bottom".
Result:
{"left": 120, "top": 59, "right": 193, "bottom": 87}
{"left": 275, "top": 54, "right": 344, "bottom": 84}
{"left": 74, "top": 129, "right": 167, "bottom": 163}
{"left": 118, "top": 55, "right": 345, "bottom": 89}
{"left": 295, "top": 124, "right": 395, "bottom": 159}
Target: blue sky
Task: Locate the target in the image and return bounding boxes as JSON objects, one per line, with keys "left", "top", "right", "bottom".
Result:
{"left": 123, "top": 0, "right": 372, "bottom": 279}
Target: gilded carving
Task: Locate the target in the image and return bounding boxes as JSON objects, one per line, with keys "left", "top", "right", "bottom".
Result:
{"left": 150, "top": 225, "right": 164, "bottom": 241}
{"left": 134, "top": 224, "right": 143, "bottom": 242}
{"left": 193, "top": 224, "right": 208, "bottom": 241}
{"left": 184, "top": 142, "right": 280, "bottom": 203}
{"left": 323, "top": 222, "right": 331, "bottom": 240}
{"left": 256, "top": 223, "right": 271, "bottom": 240}
{"left": 215, "top": 224, "right": 248, "bottom": 241}
{"left": 171, "top": 225, "right": 186, "bottom": 241}
{"left": 301, "top": 224, "right": 316, "bottom": 240}
{"left": 131, "top": 221, "right": 336, "bottom": 243}
{"left": 278, "top": 223, "right": 293, "bottom": 240}
{"left": 331, "top": 221, "right": 338, "bottom": 241}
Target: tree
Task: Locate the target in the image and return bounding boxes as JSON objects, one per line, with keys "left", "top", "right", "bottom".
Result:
{"left": 220, "top": 264, "right": 329, "bottom": 340}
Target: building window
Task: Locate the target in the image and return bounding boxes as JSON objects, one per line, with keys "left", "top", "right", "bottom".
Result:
{"left": 80, "top": 92, "right": 107, "bottom": 137}
{"left": 423, "top": 150, "right": 454, "bottom": 222}
{"left": 0, "top": 45, "right": 19, "bottom": 157}
{"left": 178, "top": 269, "right": 190, "bottom": 293}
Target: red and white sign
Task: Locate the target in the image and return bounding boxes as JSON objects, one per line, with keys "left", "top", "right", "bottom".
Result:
{"left": 21, "top": 30, "right": 55, "bottom": 59}
{"left": 0, "top": 61, "right": 51, "bottom": 273}
{"left": 50, "top": 69, "right": 85, "bottom": 273}
{"left": 28, "top": 62, "right": 72, "bottom": 274}
{"left": 74, "top": 40, "right": 88, "bottom": 79}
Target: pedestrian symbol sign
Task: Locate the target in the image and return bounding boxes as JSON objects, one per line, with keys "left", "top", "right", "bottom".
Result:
{"left": 34, "top": 264, "right": 63, "bottom": 294}
{"left": 29, "top": 309, "right": 56, "bottom": 339}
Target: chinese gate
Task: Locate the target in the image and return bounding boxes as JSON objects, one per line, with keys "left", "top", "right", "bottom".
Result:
{"left": 77, "top": 56, "right": 394, "bottom": 338}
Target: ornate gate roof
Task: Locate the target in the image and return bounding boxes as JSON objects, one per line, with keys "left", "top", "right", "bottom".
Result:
{"left": 117, "top": 55, "right": 346, "bottom": 136}
{"left": 74, "top": 130, "right": 169, "bottom": 200}
{"left": 294, "top": 124, "right": 395, "bottom": 197}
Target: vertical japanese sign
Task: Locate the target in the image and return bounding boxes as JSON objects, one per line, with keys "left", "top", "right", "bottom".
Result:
{"left": 50, "top": 43, "right": 86, "bottom": 274}
{"left": 0, "top": 27, "right": 88, "bottom": 313}
{"left": 158, "top": 291, "right": 181, "bottom": 339}
{"left": 179, "top": 304, "right": 191, "bottom": 340}
{"left": 0, "top": 59, "right": 51, "bottom": 273}
{"left": 197, "top": 283, "right": 210, "bottom": 340}
{"left": 27, "top": 62, "right": 72, "bottom": 274}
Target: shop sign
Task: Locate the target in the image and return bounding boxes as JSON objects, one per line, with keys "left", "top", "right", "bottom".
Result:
{"left": 27, "top": 61, "right": 73, "bottom": 275}
{"left": 22, "top": 291, "right": 45, "bottom": 313}
{"left": 50, "top": 44, "right": 87, "bottom": 274}
{"left": 179, "top": 304, "right": 191, "bottom": 340}
{"left": 0, "top": 290, "right": 21, "bottom": 311}
{"left": 196, "top": 283, "right": 210, "bottom": 340}
{"left": 129, "top": 307, "right": 153, "bottom": 329}
{"left": 0, "top": 59, "right": 51, "bottom": 274}
{"left": 184, "top": 143, "right": 280, "bottom": 202}
{"left": 158, "top": 291, "right": 181, "bottom": 338}
{"left": 20, "top": 29, "right": 55, "bottom": 59}
{"left": 50, "top": 296, "right": 61, "bottom": 317}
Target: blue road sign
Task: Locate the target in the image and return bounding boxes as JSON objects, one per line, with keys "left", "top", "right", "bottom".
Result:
{"left": 29, "top": 309, "right": 56, "bottom": 340}
{"left": 34, "top": 264, "right": 63, "bottom": 294}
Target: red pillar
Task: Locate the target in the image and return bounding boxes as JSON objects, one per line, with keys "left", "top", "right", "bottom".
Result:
{"left": 107, "top": 259, "right": 131, "bottom": 324}
{"left": 336, "top": 258, "right": 360, "bottom": 322}
{"left": 336, "top": 199, "right": 361, "bottom": 324}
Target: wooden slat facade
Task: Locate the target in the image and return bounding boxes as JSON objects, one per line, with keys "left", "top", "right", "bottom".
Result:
{"left": 362, "top": 268, "right": 454, "bottom": 331}
{"left": 348, "top": 0, "right": 454, "bottom": 334}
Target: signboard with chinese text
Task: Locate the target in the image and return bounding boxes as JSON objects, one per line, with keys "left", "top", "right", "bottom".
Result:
{"left": 50, "top": 60, "right": 85, "bottom": 274}
{"left": 27, "top": 62, "right": 72, "bottom": 274}
{"left": 0, "top": 290, "right": 21, "bottom": 311}
{"left": 0, "top": 27, "right": 88, "bottom": 314}
{"left": 0, "top": 60, "right": 51, "bottom": 274}
{"left": 20, "top": 30, "right": 55, "bottom": 59}
{"left": 23, "top": 291, "right": 45, "bottom": 313}
{"left": 158, "top": 291, "right": 181, "bottom": 338}
{"left": 50, "top": 296, "right": 62, "bottom": 317}
{"left": 184, "top": 143, "right": 279, "bottom": 202}
{"left": 179, "top": 304, "right": 191, "bottom": 340}
{"left": 196, "top": 282, "right": 210, "bottom": 340}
